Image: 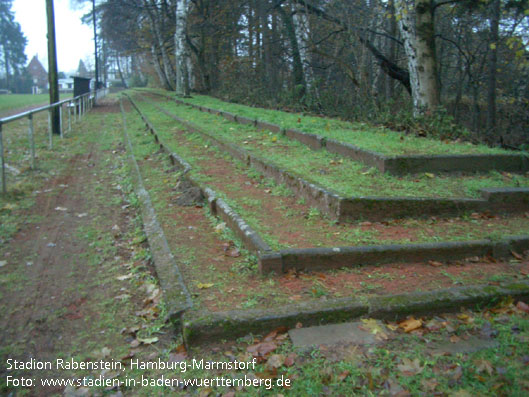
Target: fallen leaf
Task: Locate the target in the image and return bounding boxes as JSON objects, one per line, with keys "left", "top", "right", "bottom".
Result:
{"left": 457, "top": 313, "right": 474, "bottom": 324}
{"left": 398, "top": 357, "right": 424, "bottom": 375}
{"left": 55, "top": 206, "right": 67, "bottom": 211}
{"left": 336, "top": 370, "right": 350, "bottom": 382}
{"left": 197, "top": 282, "right": 214, "bottom": 289}
{"left": 114, "top": 294, "right": 130, "bottom": 300}
{"left": 262, "top": 327, "right": 288, "bottom": 342}
{"left": 359, "top": 319, "right": 388, "bottom": 340}
{"left": 450, "top": 335, "right": 461, "bottom": 343}
{"left": 517, "top": 301, "right": 529, "bottom": 314}
{"left": 76, "top": 213, "right": 88, "bottom": 218}
{"left": 284, "top": 353, "right": 296, "bottom": 367}
{"left": 130, "top": 339, "right": 140, "bottom": 348}
{"left": 138, "top": 337, "right": 159, "bottom": 345}
{"left": 101, "top": 347, "right": 111, "bottom": 358}
{"left": 511, "top": 251, "right": 524, "bottom": 260}
{"left": 425, "top": 172, "right": 435, "bottom": 178}
{"left": 215, "top": 222, "right": 226, "bottom": 233}
{"left": 247, "top": 342, "right": 277, "bottom": 358}
{"left": 398, "top": 317, "right": 422, "bottom": 333}
{"left": 0, "top": 260, "right": 6, "bottom": 267}
{"left": 226, "top": 248, "right": 240, "bottom": 257}
{"left": 266, "top": 354, "right": 285, "bottom": 369}
{"left": 429, "top": 260, "right": 443, "bottom": 267}
{"left": 117, "top": 274, "right": 133, "bottom": 281}
{"left": 168, "top": 353, "right": 187, "bottom": 363}
{"left": 421, "top": 378, "right": 438, "bottom": 392}
{"left": 474, "top": 359, "right": 493, "bottom": 375}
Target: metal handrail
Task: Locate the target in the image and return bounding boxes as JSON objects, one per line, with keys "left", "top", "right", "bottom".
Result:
{"left": 0, "top": 87, "right": 109, "bottom": 194}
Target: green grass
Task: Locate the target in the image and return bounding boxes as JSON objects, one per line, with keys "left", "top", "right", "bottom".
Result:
{"left": 136, "top": 96, "right": 529, "bottom": 199}
{"left": 124, "top": 97, "right": 529, "bottom": 252}
{"left": 148, "top": 90, "right": 512, "bottom": 156}
{"left": 0, "top": 93, "right": 72, "bottom": 117}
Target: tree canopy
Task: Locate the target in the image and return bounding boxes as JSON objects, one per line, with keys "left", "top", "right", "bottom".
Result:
{"left": 0, "top": 0, "right": 27, "bottom": 92}
{"left": 92, "top": 0, "right": 529, "bottom": 146}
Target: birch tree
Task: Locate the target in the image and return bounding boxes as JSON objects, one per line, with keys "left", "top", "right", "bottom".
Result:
{"left": 175, "top": 0, "right": 190, "bottom": 96}
{"left": 395, "top": 0, "right": 440, "bottom": 115}
{"left": 292, "top": 1, "right": 313, "bottom": 87}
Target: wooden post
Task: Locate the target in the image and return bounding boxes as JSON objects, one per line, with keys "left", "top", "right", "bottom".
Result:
{"left": 0, "top": 123, "right": 6, "bottom": 194}
{"left": 46, "top": 0, "right": 60, "bottom": 134}
{"left": 28, "top": 114, "right": 36, "bottom": 169}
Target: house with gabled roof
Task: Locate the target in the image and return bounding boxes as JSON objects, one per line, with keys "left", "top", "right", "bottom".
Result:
{"left": 27, "top": 55, "right": 48, "bottom": 94}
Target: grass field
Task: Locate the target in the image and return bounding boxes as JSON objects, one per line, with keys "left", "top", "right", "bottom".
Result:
{"left": 0, "top": 93, "right": 72, "bottom": 117}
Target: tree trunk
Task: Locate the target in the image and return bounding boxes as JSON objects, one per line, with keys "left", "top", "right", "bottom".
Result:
{"left": 292, "top": 2, "right": 313, "bottom": 88}
{"left": 151, "top": 44, "right": 172, "bottom": 90}
{"left": 385, "top": 0, "right": 397, "bottom": 100}
{"left": 146, "top": 0, "right": 174, "bottom": 90}
{"left": 116, "top": 52, "right": 128, "bottom": 88}
{"left": 278, "top": 5, "right": 305, "bottom": 96}
{"left": 175, "top": 0, "right": 190, "bottom": 96}
{"left": 486, "top": 0, "right": 500, "bottom": 135}
{"left": 395, "top": 0, "right": 440, "bottom": 115}
{"left": 3, "top": 44, "right": 9, "bottom": 90}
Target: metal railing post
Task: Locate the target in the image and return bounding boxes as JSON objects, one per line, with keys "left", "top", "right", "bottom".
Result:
{"left": 48, "top": 109, "right": 53, "bottom": 149}
{"left": 68, "top": 101, "right": 71, "bottom": 132}
{"left": 28, "top": 114, "right": 35, "bottom": 169}
{"left": 0, "top": 123, "right": 5, "bottom": 194}
{"left": 59, "top": 105, "right": 63, "bottom": 138}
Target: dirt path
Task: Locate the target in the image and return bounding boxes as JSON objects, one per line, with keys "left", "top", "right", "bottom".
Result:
{"left": 0, "top": 100, "right": 173, "bottom": 395}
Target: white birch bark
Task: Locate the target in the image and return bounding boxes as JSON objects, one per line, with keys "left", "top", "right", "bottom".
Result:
{"left": 395, "top": 0, "right": 439, "bottom": 115}
{"left": 175, "top": 0, "right": 190, "bottom": 96}
{"left": 292, "top": 3, "right": 313, "bottom": 87}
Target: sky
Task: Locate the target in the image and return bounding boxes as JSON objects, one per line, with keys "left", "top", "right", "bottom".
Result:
{"left": 12, "top": 0, "right": 95, "bottom": 74}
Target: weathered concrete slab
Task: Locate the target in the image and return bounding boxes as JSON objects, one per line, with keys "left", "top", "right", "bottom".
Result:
{"left": 289, "top": 322, "right": 379, "bottom": 348}
{"left": 120, "top": 97, "right": 192, "bottom": 324}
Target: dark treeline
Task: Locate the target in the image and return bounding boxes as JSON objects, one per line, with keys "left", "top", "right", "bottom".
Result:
{"left": 96, "top": 0, "right": 529, "bottom": 147}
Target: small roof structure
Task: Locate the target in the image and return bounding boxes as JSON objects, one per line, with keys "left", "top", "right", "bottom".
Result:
{"left": 71, "top": 76, "right": 91, "bottom": 98}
